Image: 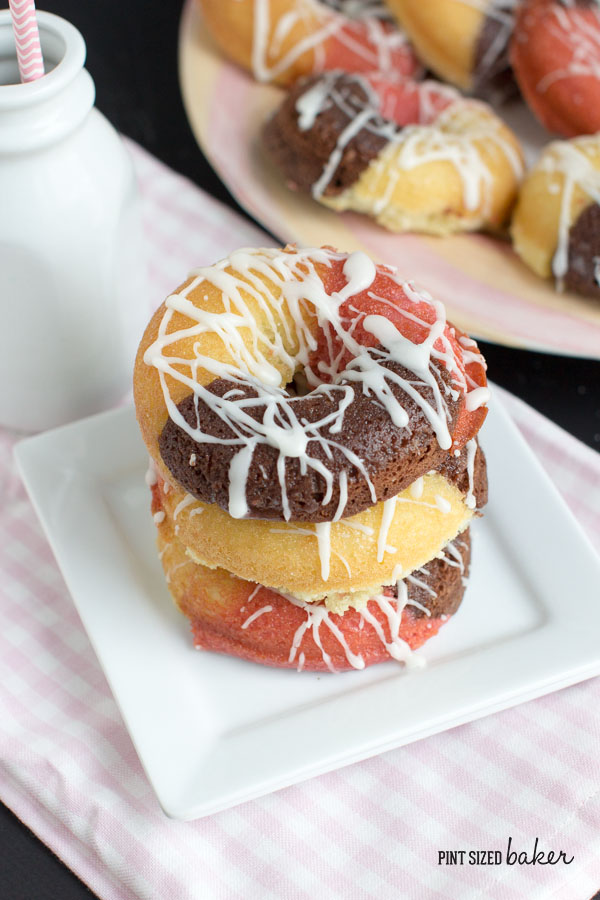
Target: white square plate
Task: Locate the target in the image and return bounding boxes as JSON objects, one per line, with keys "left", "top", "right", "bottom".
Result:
{"left": 15, "top": 391, "right": 600, "bottom": 820}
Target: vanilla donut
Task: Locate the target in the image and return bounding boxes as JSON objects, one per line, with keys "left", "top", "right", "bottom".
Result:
{"left": 150, "top": 439, "right": 486, "bottom": 602}
{"left": 197, "top": 0, "right": 421, "bottom": 85}
{"left": 383, "top": 0, "right": 517, "bottom": 99}
{"left": 157, "top": 511, "right": 472, "bottom": 672}
{"left": 511, "top": 136, "right": 600, "bottom": 297}
{"left": 263, "top": 73, "right": 524, "bottom": 235}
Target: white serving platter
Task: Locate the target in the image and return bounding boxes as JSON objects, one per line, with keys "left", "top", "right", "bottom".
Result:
{"left": 178, "top": 0, "right": 600, "bottom": 358}
{"left": 15, "top": 391, "right": 600, "bottom": 819}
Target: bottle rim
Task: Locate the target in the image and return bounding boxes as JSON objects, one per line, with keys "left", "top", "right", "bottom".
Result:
{"left": 0, "top": 10, "right": 86, "bottom": 109}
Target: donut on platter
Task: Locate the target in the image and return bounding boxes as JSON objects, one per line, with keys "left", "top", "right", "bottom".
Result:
{"left": 382, "top": 0, "right": 518, "bottom": 99}
{"left": 510, "top": 0, "right": 600, "bottom": 137}
{"left": 196, "top": 0, "right": 421, "bottom": 85}
{"left": 134, "top": 246, "right": 490, "bottom": 671}
{"left": 157, "top": 511, "right": 472, "bottom": 672}
{"left": 262, "top": 72, "right": 524, "bottom": 235}
{"left": 511, "top": 135, "right": 600, "bottom": 298}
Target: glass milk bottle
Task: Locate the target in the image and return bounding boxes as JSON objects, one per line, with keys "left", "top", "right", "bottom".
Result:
{"left": 0, "top": 10, "right": 147, "bottom": 431}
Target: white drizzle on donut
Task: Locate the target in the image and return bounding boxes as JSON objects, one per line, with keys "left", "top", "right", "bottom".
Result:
{"left": 250, "top": 0, "right": 410, "bottom": 82}
{"left": 144, "top": 247, "right": 488, "bottom": 539}
{"left": 462, "top": 0, "right": 517, "bottom": 78}
{"left": 536, "top": 138, "right": 600, "bottom": 287}
{"left": 241, "top": 605, "right": 273, "bottom": 628}
{"left": 145, "top": 456, "right": 158, "bottom": 487}
{"left": 464, "top": 437, "right": 478, "bottom": 509}
{"left": 534, "top": 1, "right": 600, "bottom": 94}
{"left": 173, "top": 493, "right": 198, "bottom": 519}
{"left": 239, "top": 538, "right": 469, "bottom": 671}
{"left": 265, "top": 479, "right": 467, "bottom": 587}
{"left": 294, "top": 72, "right": 523, "bottom": 215}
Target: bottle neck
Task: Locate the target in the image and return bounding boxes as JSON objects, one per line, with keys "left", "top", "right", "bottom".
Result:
{"left": 0, "top": 11, "right": 95, "bottom": 153}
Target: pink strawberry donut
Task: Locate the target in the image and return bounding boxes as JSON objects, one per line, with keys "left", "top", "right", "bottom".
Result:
{"left": 511, "top": 0, "right": 600, "bottom": 137}
{"left": 197, "top": 0, "right": 422, "bottom": 85}
{"left": 156, "top": 500, "right": 477, "bottom": 672}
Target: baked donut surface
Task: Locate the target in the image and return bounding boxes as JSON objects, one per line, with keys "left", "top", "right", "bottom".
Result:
{"left": 510, "top": 0, "right": 600, "bottom": 137}
{"left": 511, "top": 135, "right": 600, "bottom": 297}
{"left": 383, "top": 0, "right": 517, "bottom": 99}
{"left": 150, "top": 438, "right": 485, "bottom": 602}
{"left": 135, "top": 247, "right": 490, "bottom": 671}
{"left": 157, "top": 511, "right": 472, "bottom": 672}
{"left": 262, "top": 73, "right": 524, "bottom": 234}
{"left": 135, "top": 246, "right": 489, "bottom": 531}
{"left": 197, "top": 0, "right": 421, "bottom": 85}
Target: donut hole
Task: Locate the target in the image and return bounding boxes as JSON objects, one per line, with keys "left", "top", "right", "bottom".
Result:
{"left": 284, "top": 370, "right": 312, "bottom": 397}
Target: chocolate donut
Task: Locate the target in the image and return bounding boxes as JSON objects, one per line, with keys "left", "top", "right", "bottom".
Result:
{"left": 263, "top": 72, "right": 524, "bottom": 235}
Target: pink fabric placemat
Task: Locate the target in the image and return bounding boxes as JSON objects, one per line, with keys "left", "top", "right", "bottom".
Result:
{"left": 2, "top": 141, "right": 600, "bottom": 900}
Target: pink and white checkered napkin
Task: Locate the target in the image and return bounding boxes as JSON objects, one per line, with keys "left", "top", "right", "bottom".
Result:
{"left": 2, "top": 141, "right": 600, "bottom": 900}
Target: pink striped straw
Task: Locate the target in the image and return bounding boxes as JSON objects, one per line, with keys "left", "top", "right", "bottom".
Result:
{"left": 9, "top": 0, "right": 45, "bottom": 83}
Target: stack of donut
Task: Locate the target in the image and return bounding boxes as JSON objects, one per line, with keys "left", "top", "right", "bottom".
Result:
{"left": 134, "top": 246, "right": 489, "bottom": 672}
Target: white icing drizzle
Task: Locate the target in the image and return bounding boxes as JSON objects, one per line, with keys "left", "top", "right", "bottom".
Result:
{"left": 247, "top": 584, "right": 263, "bottom": 604}
{"left": 535, "top": 2, "right": 600, "bottom": 95}
{"left": 315, "top": 521, "right": 332, "bottom": 580}
{"left": 165, "top": 560, "right": 189, "bottom": 585}
{"left": 239, "top": 536, "right": 470, "bottom": 670}
{"left": 409, "top": 476, "right": 424, "bottom": 499}
{"left": 434, "top": 495, "right": 451, "bottom": 513}
{"left": 173, "top": 494, "right": 198, "bottom": 519}
{"left": 153, "top": 511, "right": 165, "bottom": 524}
{"left": 241, "top": 605, "right": 273, "bottom": 629}
{"left": 453, "top": 0, "right": 517, "bottom": 80}
{"left": 145, "top": 457, "right": 158, "bottom": 487}
{"left": 250, "top": 0, "right": 409, "bottom": 83}
{"left": 361, "top": 583, "right": 422, "bottom": 667}
{"left": 144, "top": 247, "right": 487, "bottom": 540}
{"left": 535, "top": 138, "right": 600, "bottom": 288}
{"left": 464, "top": 438, "right": 477, "bottom": 509}
{"left": 296, "top": 73, "right": 523, "bottom": 214}
{"left": 377, "top": 496, "right": 397, "bottom": 562}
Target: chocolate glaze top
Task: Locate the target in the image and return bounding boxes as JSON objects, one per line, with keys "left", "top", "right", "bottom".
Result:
{"left": 473, "top": 3, "right": 518, "bottom": 101}
{"left": 262, "top": 73, "right": 388, "bottom": 197}
{"left": 564, "top": 202, "right": 600, "bottom": 298}
{"left": 159, "top": 359, "right": 468, "bottom": 521}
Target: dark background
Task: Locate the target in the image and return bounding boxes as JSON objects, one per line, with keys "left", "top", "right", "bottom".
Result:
{"left": 2, "top": 1, "right": 599, "bottom": 898}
